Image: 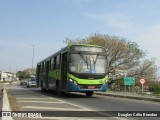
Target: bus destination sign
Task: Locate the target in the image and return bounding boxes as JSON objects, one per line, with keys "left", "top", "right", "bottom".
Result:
{"left": 74, "top": 46, "right": 104, "bottom": 52}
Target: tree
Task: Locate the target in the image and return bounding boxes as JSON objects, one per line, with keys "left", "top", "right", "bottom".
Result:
{"left": 16, "top": 68, "right": 36, "bottom": 79}
{"left": 127, "top": 58, "right": 159, "bottom": 81}
{"left": 23, "top": 68, "right": 36, "bottom": 75}
{"left": 64, "top": 33, "right": 160, "bottom": 92}
{"left": 155, "top": 83, "right": 160, "bottom": 94}
{"left": 64, "top": 33, "right": 145, "bottom": 77}
{"left": 16, "top": 71, "right": 29, "bottom": 79}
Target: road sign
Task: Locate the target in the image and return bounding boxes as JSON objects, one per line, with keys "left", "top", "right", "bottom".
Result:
{"left": 124, "top": 77, "right": 135, "bottom": 86}
{"left": 140, "top": 78, "right": 145, "bottom": 84}
{"left": 139, "top": 78, "right": 146, "bottom": 93}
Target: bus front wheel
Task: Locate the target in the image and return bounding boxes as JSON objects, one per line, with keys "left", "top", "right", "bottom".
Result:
{"left": 86, "top": 91, "right": 93, "bottom": 97}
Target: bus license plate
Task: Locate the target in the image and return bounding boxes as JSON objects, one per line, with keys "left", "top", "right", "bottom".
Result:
{"left": 88, "top": 86, "right": 95, "bottom": 89}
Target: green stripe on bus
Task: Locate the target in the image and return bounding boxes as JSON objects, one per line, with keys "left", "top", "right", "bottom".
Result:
{"left": 68, "top": 73, "right": 108, "bottom": 84}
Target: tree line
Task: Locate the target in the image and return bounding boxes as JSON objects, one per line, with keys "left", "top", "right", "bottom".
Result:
{"left": 64, "top": 33, "right": 160, "bottom": 93}
{"left": 16, "top": 68, "right": 36, "bottom": 80}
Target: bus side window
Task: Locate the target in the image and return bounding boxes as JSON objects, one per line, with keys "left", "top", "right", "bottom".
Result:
{"left": 56, "top": 55, "right": 60, "bottom": 69}
{"left": 51, "top": 58, "right": 54, "bottom": 70}
{"left": 44, "top": 62, "right": 46, "bottom": 72}
{"left": 49, "top": 59, "right": 51, "bottom": 70}
{"left": 53, "top": 56, "right": 56, "bottom": 70}
{"left": 41, "top": 63, "right": 44, "bottom": 72}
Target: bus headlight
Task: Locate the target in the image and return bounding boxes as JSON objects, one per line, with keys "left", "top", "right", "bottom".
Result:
{"left": 103, "top": 80, "right": 108, "bottom": 85}
{"left": 69, "top": 79, "right": 73, "bottom": 82}
{"left": 69, "top": 79, "right": 78, "bottom": 86}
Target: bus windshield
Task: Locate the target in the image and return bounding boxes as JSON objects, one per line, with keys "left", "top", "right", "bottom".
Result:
{"left": 69, "top": 53, "right": 107, "bottom": 74}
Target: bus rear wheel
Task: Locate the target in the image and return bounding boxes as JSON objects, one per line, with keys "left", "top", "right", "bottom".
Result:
{"left": 86, "top": 91, "right": 93, "bottom": 97}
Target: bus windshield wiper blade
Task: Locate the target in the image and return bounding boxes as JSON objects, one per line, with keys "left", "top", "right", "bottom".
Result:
{"left": 85, "top": 56, "right": 89, "bottom": 69}
{"left": 91, "top": 53, "right": 100, "bottom": 70}
{"left": 78, "top": 52, "right": 89, "bottom": 69}
{"left": 92, "top": 53, "right": 99, "bottom": 64}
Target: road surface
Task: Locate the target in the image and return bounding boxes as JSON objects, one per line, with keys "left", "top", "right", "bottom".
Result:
{"left": 4, "top": 82, "right": 160, "bottom": 120}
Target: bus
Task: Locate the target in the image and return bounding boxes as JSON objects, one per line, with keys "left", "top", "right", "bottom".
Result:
{"left": 36, "top": 44, "right": 108, "bottom": 96}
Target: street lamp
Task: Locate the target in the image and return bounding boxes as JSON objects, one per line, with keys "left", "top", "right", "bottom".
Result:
{"left": 32, "top": 44, "right": 36, "bottom": 68}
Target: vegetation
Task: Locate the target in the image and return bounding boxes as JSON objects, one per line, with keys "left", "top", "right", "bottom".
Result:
{"left": 16, "top": 68, "right": 36, "bottom": 79}
{"left": 155, "top": 83, "right": 160, "bottom": 94}
{"left": 134, "top": 86, "right": 140, "bottom": 92}
{"left": 65, "top": 33, "right": 145, "bottom": 75}
{"left": 64, "top": 33, "right": 159, "bottom": 92}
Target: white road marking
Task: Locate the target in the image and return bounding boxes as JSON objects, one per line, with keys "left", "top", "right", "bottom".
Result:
{"left": 16, "top": 98, "right": 52, "bottom": 100}
{"left": 22, "top": 106, "right": 87, "bottom": 111}
{"left": 24, "top": 90, "right": 91, "bottom": 110}
{"left": 18, "top": 100, "right": 65, "bottom": 103}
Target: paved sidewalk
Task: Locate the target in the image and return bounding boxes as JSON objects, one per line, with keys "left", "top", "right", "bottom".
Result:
{"left": 96, "top": 91, "right": 160, "bottom": 102}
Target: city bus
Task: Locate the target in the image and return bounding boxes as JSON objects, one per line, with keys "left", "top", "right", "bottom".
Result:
{"left": 36, "top": 44, "right": 108, "bottom": 96}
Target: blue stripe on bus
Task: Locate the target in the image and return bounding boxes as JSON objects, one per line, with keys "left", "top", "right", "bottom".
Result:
{"left": 66, "top": 81, "right": 108, "bottom": 92}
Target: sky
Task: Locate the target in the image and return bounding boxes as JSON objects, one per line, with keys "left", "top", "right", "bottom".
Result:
{"left": 0, "top": 0, "right": 160, "bottom": 75}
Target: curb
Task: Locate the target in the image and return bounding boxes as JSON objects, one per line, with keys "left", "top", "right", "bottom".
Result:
{"left": 2, "top": 86, "right": 13, "bottom": 120}
{"left": 96, "top": 92, "right": 160, "bottom": 102}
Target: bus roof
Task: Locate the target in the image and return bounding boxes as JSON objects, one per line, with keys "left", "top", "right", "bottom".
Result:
{"left": 37, "top": 44, "right": 104, "bottom": 65}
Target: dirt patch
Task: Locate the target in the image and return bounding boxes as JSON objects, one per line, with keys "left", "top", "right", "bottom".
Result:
{"left": 7, "top": 90, "right": 20, "bottom": 111}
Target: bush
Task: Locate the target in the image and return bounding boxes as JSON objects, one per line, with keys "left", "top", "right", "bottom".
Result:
{"left": 155, "top": 83, "right": 160, "bottom": 94}
{"left": 134, "top": 86, "right": 140, "bottom": 92}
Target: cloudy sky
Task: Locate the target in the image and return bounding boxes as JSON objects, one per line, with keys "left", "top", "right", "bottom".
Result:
{"left": 0, "top": 0, "right": 160, "bottom": 74}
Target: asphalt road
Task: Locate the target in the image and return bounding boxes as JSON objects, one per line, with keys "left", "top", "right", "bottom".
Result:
{"left": 4, "top": 82, "right": 160, "bottom": 120}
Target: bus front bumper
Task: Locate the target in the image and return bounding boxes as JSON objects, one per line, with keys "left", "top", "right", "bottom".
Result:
{"left": 66, "top": 81, "right": 108, "bottom": 92}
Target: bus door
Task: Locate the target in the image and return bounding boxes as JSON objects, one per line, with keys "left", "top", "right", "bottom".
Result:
{"left": 61, "top": 52, "right": 68, "bottom": 90}
{"left": 36, "top": 64, "right": 41, "bottom": 87}
{"left": 46, "top": 60, "right": 50, "bottom": 89}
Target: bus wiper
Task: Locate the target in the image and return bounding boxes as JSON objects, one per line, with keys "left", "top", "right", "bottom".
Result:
{"left": 78, "top": 52, "right": 89, "bottom": 69}
{"left": 91, "top": 53, "right": 100, "bottom": 69}
{"left": 85, "top": 56, "right": 89, "bottom": 69}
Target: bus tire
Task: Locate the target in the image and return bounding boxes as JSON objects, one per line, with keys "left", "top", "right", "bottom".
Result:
{"left": 86, "top": 91, "right": 93, "bottom": 97}
{"left": 41, "top": 81, "right": 46, "bottom": 92}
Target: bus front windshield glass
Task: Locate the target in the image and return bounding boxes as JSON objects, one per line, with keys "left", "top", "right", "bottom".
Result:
{"left": 69, "top": 54, "right": 107, "bottom": 74}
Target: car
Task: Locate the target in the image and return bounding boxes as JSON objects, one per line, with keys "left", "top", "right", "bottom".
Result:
{"left": 26, "top": 78, "right": 36, "bottom": 87}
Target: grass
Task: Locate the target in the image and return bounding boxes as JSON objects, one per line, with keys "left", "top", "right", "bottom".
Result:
{"left": 152, "top": 93, "right": 160, "bottom": 97}
{"left": 0, "top": 81, "right": 7, "bottom": 83}
{"left": 7, "top": 90, "right": 20, "bottom": 111}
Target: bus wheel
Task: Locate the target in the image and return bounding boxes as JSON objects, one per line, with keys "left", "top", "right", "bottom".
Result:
{"left": 86, "top": 91, "right": 93, "bottom": 97}
{"left": 41, "top": 81, "right": 46, "bottom": 92}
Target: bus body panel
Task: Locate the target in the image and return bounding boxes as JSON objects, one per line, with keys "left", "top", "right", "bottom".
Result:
{"left": 36, "top": 44, "right": 109, "bottom": 95}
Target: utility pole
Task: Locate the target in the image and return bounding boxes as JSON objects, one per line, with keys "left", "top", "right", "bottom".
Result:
{"left": 32, "top": 44, "right": 36, "bottom": 68}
